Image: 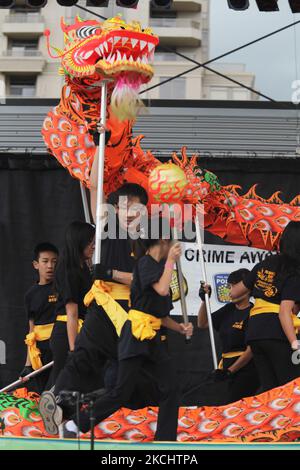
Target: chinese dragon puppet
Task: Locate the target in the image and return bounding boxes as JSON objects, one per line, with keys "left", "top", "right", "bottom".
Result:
{"left": 41, "top": 14, "right": 300, "bottom": 251}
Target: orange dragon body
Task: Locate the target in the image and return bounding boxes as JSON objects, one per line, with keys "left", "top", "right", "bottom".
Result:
{"left": 42, "top": 15, "right": 300, "bottom": 251}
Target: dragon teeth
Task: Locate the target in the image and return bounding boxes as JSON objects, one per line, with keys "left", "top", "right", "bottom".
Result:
{"left": 148, "top": 43, "right": 155, "bottom": 53}
{"left": 122, "top": 53, "right": 127, "bottom": 61}
{"left": 97, "top": 44, "right": 104, "bottom": 55}
{"left": 114, "top": 36, "right": 122, "bottom": 44}
{"left": 122, "top": 37, "right": 128, "bottom": 46}
{"left": 103, "top": 41, "right": 109, "bottom": 53}
{"left": 129, "top": 55, "right": 134, "bottom": 63}
{"left": 140, "top": 40, "right": 147, "bottom": 51}
{"left": 131, "top": 39, "right": 138, "bottom": 48}
{"left": 116, "top": 50, "right": 122, "bottom": 61}
{"left": 83, "top": 50, "right": 93, "bottom": 60}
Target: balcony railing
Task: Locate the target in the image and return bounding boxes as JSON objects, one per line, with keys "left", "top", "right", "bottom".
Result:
{"left": 5, "top": 13, "right": 45, "bottom": 23}
{"left": 150, "top": 18, "right": 201, "bottom": 29}
{"left": 3, "top": 49, "right": 43, "bottom": 57}
{"left": 155, "top": 52, "right": 197, "bottom": 62}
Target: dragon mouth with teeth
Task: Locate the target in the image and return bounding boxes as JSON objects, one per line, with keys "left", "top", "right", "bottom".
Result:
{"left": 76, "top": 30, "right": 158, "bottom": 80}
{"left": 46, "top": 15, "right": 159, "bottom": 82}
{"left": 45, "top": 15, "right": 159, "bottom": 120}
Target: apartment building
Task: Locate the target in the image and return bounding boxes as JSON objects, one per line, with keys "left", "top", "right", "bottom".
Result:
{"left": 0, "top": 0, "right": 257, "bottom": 100}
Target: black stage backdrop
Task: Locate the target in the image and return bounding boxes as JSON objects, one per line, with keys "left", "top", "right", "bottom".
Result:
{"left": 1, "top": 156, "right": 300, "bottom": 389}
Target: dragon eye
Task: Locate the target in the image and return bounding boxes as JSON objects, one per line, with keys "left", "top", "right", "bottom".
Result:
{"left": 77, "top": 26, "right": 100, "bottom": 39}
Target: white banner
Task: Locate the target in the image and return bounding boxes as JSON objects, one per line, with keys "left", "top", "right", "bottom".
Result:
{"left": 172, "top": 243, "right": 274, "bottom": 316}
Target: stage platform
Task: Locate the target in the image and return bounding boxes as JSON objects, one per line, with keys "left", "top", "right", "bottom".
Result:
{"left": 0, "top": 437, "right": 300, "bottom": 451}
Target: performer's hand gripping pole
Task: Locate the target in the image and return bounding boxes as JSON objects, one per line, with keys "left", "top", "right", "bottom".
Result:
{"left": 95, "top": 80, "right": 108, "bottom": 265}
{"left": 0, "top": 361, "right": 54, "bottom": 393}
{"left": 171, "top": 210, "right": 191, "bottom": 343}
{"left": 195, "top": 214, "right": 218, "bottom": 369}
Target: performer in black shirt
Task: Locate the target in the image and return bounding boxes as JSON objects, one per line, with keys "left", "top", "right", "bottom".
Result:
{"left": 21, "top": 243, "right": 59, "bottom": 393}
{"left": 39, "top": 184, "right": 152, "bottom": 436}
{"left": 198, "top": 269, "right": 259, "bottom": 403}
{"left": 232, "top": 221, "right": 300, "bottom": 392}
{"left": 39, "top": 218, "right": 193, "bottom": 440}
{"left": 49, "top": 221, "right": 95, "bottom": 384}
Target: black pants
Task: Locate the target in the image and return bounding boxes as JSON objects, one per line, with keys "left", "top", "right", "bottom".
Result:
{"left": 249, "top": 339, "right": 300, "bottom": 392}
{"left": 25, "top": 340, "right": 53, "bottom": 394}
{"left": 74, "top": 354, "right": 179, "bottom": 441}
{"left": 54, "top": 302, "right": 120, "bottom": 397}
{"left": 224, "top": 358, "right": 260, "bottom": 403}
{"left": 50, "top": 321, "right": 70, "bottom": 386}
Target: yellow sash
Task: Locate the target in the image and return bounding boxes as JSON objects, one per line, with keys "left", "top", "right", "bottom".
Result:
{"left": 128, "top": 309, "right": 162, "bottom": 341}
{"left": 84, "top": 280, "right": 129, "bottom": 336}
{"left": 250, "top": 299, "right": 280, "bottom": 316}
{"left": 56, "top": 315, "right": 83, "bottom": 333}
{"left": 250, "top": 299, "right": 300, "bottom": 331}
{"left": 218, "top": 350, "right": 245, "bottom": 370}
{"left": 25, "top": 323, "right": 54, "bottom": 371}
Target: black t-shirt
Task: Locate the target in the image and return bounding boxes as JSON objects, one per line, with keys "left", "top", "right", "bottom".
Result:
{"left": 119, "top": 255, "right": 172, "bottom": 360}
{"left": 212, "top": 302, "right": 252, "bottom": 355}
{"left": 24, "top": 283, "right": 58, "bottom": 326}
{"left": 130, "top": 255, "right": 173, "bottom": 318}
{"left": 243, "top": 254, "right": 300, "bottom": 341}
{"left": 54, "top": 262, "right": 92, "bottom": 320}
{"left": 101, "top": 222, "right": 135, "bottom": 273}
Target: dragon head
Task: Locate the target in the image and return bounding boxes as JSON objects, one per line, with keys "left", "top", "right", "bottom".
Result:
{"left": 45, "top": 15, "right": 159, "bottom": 121}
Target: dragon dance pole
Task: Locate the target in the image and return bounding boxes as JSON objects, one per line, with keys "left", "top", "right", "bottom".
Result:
{"left": 80, "top": 182, "right": 91, "bottom": 224}
{"left": 94, "top": 80, "right": 108, "bottom": 265}
{"left": 171, "top": 209, "right": 191, "bottom": 342}
{"left": 0, "top": 362, "right": 54, "bottom": 393}
{"left": 195, "top": 214, "right": 218, "bottom": 369}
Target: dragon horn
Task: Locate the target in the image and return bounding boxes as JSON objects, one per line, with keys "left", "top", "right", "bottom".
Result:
{"left": 60, "top": 16, "right": 69, "bottom": 32}
{"left": 44, "top": 29, "right": 64, "bottom": 59}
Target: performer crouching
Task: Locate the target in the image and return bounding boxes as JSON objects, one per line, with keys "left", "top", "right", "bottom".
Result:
{"left": 39, "top": 218, "right": 193, "bottom": 441}
{"left": 198, "top": 269, "right": 260, "bottom": 403}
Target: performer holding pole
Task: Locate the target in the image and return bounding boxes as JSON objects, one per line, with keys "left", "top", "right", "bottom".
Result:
{"left": 43, "top": 217, "right": 193, "bottom": 440}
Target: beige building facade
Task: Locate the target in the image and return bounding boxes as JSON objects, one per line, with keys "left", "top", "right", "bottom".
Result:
{"left": 0, "top": 0, "right": 257, "bottom": 100}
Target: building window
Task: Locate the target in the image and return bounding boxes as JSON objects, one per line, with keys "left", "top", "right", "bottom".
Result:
{"left": 11, "top": 0, "right": 40, "bottom": 13}
{"left": 7, "top": 38, "right": 39, "bottom": 56}
{"left": 209, "top": 87, "right": 229, "bottom": 100}
{"left": 209, "top": 86, "right": 250, "bottom": 100}
{"left": 159, "top": 77, "right": 186, "bottom": 99}
{"left": 232, "top": 88, "right": 250, "bottom": 100}
{"left": 8, "top": 75, "right": 37, "bottom": 97}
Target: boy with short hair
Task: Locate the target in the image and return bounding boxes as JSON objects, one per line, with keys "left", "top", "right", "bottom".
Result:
{"left": 20, "top": 243, "right": 59, "bottom": 393}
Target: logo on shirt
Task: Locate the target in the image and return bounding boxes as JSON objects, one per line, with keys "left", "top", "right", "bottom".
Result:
{"left": 255, "top": 269, "right": 278, "bottom": 298}
{"left": 214, "top": 274, "right": 231, "bottom": 304}
{"left": 232, "top": 321, "right": 244, "bottom": 330}
{"left": 48, "top": 294, "right": 58, "bottom": 303}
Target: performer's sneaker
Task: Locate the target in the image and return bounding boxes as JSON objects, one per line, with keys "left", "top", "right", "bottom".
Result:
{"left": 38, "top": 391, "right": 63, "bottom": 435}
